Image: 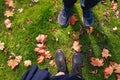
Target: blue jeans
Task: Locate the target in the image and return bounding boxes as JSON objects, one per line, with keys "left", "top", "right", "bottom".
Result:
{"left": 63, "top": 0, "right": 101, "bottom": 10}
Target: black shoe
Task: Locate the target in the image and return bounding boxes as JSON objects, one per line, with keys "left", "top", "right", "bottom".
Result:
{"left": 71, "top": 53, "right": 82, "bottom": 77}
{"left": 55, "top": 49, "right": 69, "bottom": 74}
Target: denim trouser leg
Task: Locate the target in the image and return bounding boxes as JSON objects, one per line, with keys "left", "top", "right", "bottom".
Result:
{"left": 63, "top": 0, "right": 101, "bottom": 9}
{"left": 63, "top": 0, "right": 77, "bottom": 8}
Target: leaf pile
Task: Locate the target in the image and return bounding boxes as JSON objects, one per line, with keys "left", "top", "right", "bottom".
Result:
{"left": 4, "top": 0, "right": 15, "bottom": 29}
{"left": 90, "top": 48, "right": 120, "bottom": 79}
{"left": 34, "top": 34, "right": 55, "bottom": 66}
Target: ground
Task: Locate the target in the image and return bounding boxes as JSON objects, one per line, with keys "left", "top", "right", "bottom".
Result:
{"left": 0, "top": 0, "right": 120, "bottom": 80}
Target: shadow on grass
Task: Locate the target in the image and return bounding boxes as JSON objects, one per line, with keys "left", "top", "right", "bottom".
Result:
{"left": 70, "top": 5, "right": 118, "bottom": 80}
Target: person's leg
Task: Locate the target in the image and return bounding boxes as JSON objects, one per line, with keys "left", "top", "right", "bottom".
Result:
{"left": 71, "top": 52, "right": 83, "bottom": 78}
{"left": 51, "top": 49, "right": 69, "bottom": 80}
{"left": 80, "top": 0, "right": 101, "bottom": 27}
{"left": 58, "top": 0, "right": 77, "bottom": 27}
{"left": 55, "top": 49, "right": 69, "bottom": 74}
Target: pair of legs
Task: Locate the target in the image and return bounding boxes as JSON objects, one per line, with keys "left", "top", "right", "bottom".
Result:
{"left": 58, "top": 0, "right": 101, "bottom": 27}
{"left": 51, "top": 49, "right": 83, "bottom": 80}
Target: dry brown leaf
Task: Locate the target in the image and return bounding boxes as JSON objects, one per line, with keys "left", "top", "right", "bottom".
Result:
{"left": 26, "top": 19, "right": 32, "bottom": 24}
{"left": 37, "top": 49, "right": 46, "bottom": 55}
{"left": 36, "top": 43, "right": 46, "bottom": 49}
{"left": 18, "top": 8, "right": 23, "bottom": 13}
{"left": 89, "top": 69, "right": 98, "bottom": 74}
{"left": 72, "top": 40, "right": 82, "bottom": 52}
{"left": 24, "top": 60, "right": 32, "bottom": 67}
{"left": 32, "top": 0, "right": 39, "bottom": 3}
{"left": 0, "top": 41, "right": 5, "bottom": 50}
{"left": 7, "top": 56, "right": 22, "bottom": 69}
{"left": 73, "top": 31, "right": 79, "bottom": 41}
{"left": 4, "top": 10, "right": 14, "bottom": 17}
{"left": 116, "top": 74, "right": 120, "bottom": 80}
{"left": 103, "top": 10, "right": 110, "bottom": 18}
{"left": 87, "top": 27, "right": 94, "bottom": 35}
{"left": 114, "top": 64, "right": 120, "bottom": 74}
{"left": 4, "top": 19, "right": 12, "bottom": 29}
{"left": 5, "top": 0, "right": 14, "bottom": 8}
{"left": 54, "top": 0, "right": 57, "bottom": 7}
{"left": 90, "top": 57, "right": 104, "bottom": 67}
{"left": 37, "top": 56, "right": 44, "bottom": 64}
{"left": 45, "top": 51, "right": 52, "bottom": 59}
{"left": 69, "top": 14, "right": 78, "bottom": 25}
{"left": 36, "top": 34, "right": 47, "bottom": 43}
{"left": 103, "top": 66, "right": 114, "bottom": 79}
{"left": 102, "top": 48, "right": 111, "bottom": 59}
{"left": 101, "top": 0, "right": 107, "bottom": 5}
{"left": 49, "top": 60, "right": 56, "bottom": 67}
{"left": 114, "top": 10, "right": 119, "bottom": 18}
{"left": 111, "top": 2, "right": 118, "bottom": 11}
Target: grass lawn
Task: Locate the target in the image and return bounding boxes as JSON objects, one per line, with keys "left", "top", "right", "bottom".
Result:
{"left": 0, "top": 0, "right": 120, "bottom": 80}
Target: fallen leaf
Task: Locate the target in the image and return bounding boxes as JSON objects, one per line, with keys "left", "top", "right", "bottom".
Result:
{"left": 114, "top": 10, "right": 119, "bottom": 18}
{"left": 103, "top": 66, "right": 114, "bottom": 79}
{"left": 114, "top": 64, "right": 120, "bottom": 74}
{"left": 36, "top": 43, "right": 46, "bottom": 49}
{"left": 73, "top": 31, "right": 79, "bottom": 41}
{"left": 89, "top": 69, "right": 98, "bottom": 74}
{"left": 7, "top": 55, "right": 22, "bottom": 69}
{"left": 103, "top": 10, "right": 110, "bottom": 18}
{"left": 116, "top": 74, "right": 120, "bottom": 80}
{"left": 5, "top": 0, "right": 14, "bottom": 8}
{"left": 102, "top": 48, "right": 111, "bottom": 59}
{"left": 18, "top": 8, "right": 23, "bottom": 13}
{"left": 69, "top": 14, "right": 78, "bottom": 25}
{"left": 49, "top": 60, "right": 56, "bottom": 67}
{"left": 72, "top": 40, "right": 82, "bottom": 52}
{"left": 36, "top": 34, "right": 47, "bottom": 43}
{"left": 37, "top": 49, "right": 46, "bottom": 55}
{"left": 90, "top": 57, "right": 104, "bottom": 67}
{"left": 54, "top": 0, "right": 57, "bottom": 7}
{"left": 37, "top": 56, "right": 44, "bottom": 64}
{"left": 51, "top": 29, "right": 56, "bottom": 32}
{"left": 34, "top": 47, "right": 40, "bottom": 52}
{"left": 4, "top": 10, "right": 14, "bottom": 17}
{"left": 87, "top": 27, "right": 94, "bottom": 35}
{"left": 101, "top": 0, "right": 107, "bottom": 5}
{"left": 0, "top": 41, "right": 5, "bottom": 50}
{"left": 48, "top": 18, "right": 52, "bottom": 22}
{"left": 26, "top": 19, "right": 32, "bottom": 24}
{"left": 45, "top": 51, "right": 52, "bottom": 59}
{"left": 113, "top": 26, "right": 118, "bottom": 31}
{"left": 24, "top": 60, "right": 32, "bottom": 67}
{"left": 25, "top": 38, "right": 29, "bottom": 42}
{"left": 32, "top": 0, "right": 39, "bottom": 3}
{"left": 4, "top": 19, "right": 12, "bottom": 29}
{"left": 111, "top": 2, "right": 118, "bottom": 11}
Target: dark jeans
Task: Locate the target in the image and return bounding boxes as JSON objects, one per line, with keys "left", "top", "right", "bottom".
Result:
{"left": 63, "top": 0, "right": 101, "bottom": 10}
{"left": 51, "top": 75, "right": 83, "bottom": 80}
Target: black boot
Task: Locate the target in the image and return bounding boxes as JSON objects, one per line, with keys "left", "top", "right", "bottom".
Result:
{"left": 55, "top": 49, "right": 69, "bottom": 74}
{"left": 71, "top": 53, "right": 82, "bottom": 77}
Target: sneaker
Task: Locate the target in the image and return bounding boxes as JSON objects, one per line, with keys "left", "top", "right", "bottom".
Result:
{"left": 58, "top": 7, "right": 72, "bottom": 27}
{"left": 55, "top": 49, "right": 69, "bottom": 74}
{"left": 71, "top": 53, "right": 82, "bottom": 77}
{"left": 82, "top": 8, "right": 94, "bottom": 27}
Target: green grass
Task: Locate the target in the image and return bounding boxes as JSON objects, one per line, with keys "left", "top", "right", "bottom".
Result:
{"left": 0, "top": 0, "right": 120, "bottom": 80}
